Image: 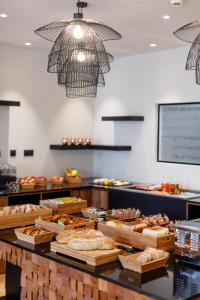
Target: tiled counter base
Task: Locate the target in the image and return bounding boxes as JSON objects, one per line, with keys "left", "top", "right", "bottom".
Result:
{"left": 0, "top": 241, "right": 153, "bottom": 300}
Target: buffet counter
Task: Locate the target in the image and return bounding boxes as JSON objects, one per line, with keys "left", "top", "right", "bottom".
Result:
{"left": 0, "top": 229, "right": 198, "bottom": 300}
{"left": 1, "top": 178, "right": 200, "bottom": 221}
{"left": 0, "top": 178, "right": 200, "bottom": 200}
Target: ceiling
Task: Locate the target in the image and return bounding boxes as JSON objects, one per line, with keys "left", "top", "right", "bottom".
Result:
{"left": 0, "top": 0, "right": 199, "bottom": 57}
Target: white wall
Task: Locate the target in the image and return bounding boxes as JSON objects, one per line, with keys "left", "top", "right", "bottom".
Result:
{"left": 2, "top": 43, "right": 200, "bottom": 190}
{"left": 0, "top": 44, "right": 94, "bottom": 177}
{"left": 0, "top": 107, "right": 9, "bottom": 163}
{"left": 93, "top": 47, "right": 200, "bottom": 190}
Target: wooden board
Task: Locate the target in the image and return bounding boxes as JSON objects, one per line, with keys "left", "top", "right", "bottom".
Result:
{"left": 0, "top": 206, "right": 52, "bottom": 229}
{"left": 35, "top": 215, "right": 94, "bottom": 234}
{"left": 98, "top": 222, "right": 175, "bottom": 251}
{"left": 15, "top": 226, "right": 55, "bottom": 244}
{"left": 119, "top": 252, "right": 169, "bottom": 273}
{"left": 51, "top": 241, "right": 122, "bottom": 266}
{"left": 51, "top": 200, "right": 87, "bottom": 215}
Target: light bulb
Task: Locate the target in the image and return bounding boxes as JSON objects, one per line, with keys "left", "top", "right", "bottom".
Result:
{"left": 73, "top": 25, "right": 84, "bottom": 39}
{"left": 77, "top": 51, "right": 86, "bottom": 62}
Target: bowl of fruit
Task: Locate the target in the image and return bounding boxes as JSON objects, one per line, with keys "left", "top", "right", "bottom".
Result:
{"left": 50, "top": 176, "right": 64, "bottom": 186}
{"left": 64, "top": 168, "right": 81, "bottom": 184}
{"left": 20, "top": 177, "right": 36, "bottom": 189}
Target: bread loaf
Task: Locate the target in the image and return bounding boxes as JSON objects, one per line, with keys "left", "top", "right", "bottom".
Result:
{"left": 56, "top": 229, "right": 104, "bottom": 244}
{"left": 142, "top": 226, "right": 169, "bottom": 238}
{"left": 68, "top": 236, "right": 115, "bottom": 251}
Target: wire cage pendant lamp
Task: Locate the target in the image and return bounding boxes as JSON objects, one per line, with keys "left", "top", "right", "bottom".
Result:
{"left": 174, "top": 21, "right": 200, "bottom": 85}
{"left": 35, "top": 0, "right": 121, "bottom": 98}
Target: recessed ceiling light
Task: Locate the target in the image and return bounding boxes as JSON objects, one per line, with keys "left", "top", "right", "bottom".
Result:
{"left": 150, "top": 43, "right": 157, "bottom": 47}
{"left": 25, "top": 42, "right": 32, "bottom": 46}
{"left": 0, "top": 13, "right": 7, "bottom": 18}
{"left": 163, "top": 15, "right": 170, "bottom": 20}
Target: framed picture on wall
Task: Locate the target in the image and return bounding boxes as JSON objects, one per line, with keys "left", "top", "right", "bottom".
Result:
{"left": 157, "top": 102, "right": 200, "bottom": 165}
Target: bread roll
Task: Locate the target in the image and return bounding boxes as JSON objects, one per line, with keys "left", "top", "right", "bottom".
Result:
{"left": 144, "top": 248, "right": 164, "bottom": 260}
{"left": 136, "top": 252, "right": 152, "bottom": 265}
{"left": 68, "top": 236, "right": 115, "bottom": 251}
{"left": 142, "top": 226, "right": 169, "bottom": 238}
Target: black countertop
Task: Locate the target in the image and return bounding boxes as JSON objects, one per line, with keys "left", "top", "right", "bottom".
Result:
{"left": 0, "top": 229, "right": 199, "bottom": 300}
{"left": 1, "top": 178, "right": 200, "bottom": 201}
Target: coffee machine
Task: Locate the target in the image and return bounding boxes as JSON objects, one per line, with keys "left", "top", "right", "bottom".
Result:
{"left": 0, "top": 163, "right": 17, "bottom": 190}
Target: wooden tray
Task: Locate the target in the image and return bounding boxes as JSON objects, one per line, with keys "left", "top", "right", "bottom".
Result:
{"left": 51, "top": 199, "right": 87, "bottom": 215}
{"left": 119, "top": 252, "right": 169, "bottom": 273}
{"left": 98, "top": 222, "right": 175, "bottom": 251}
{"left": 15, "top": 226, "right": 55, "bottom": 244}
{"left": 51, "top": 241, "right": 122, "bottom": 266}
{"left": 35, "top": 215, "right": 94, "bottom": 234}
{"left": 0, "top": 206, "right": 52, "bottom": 229}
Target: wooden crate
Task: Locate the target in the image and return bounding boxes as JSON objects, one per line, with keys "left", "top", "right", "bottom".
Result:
{"left": 51, "top": 241, "right": 122, "bottom": 266}
{"left": 119, "top": 251, "right": 169, "bottom": 273}
{"left": 35, "top": 178, "right": 47, "bottom": 187}
{"left": 0, "top": 206, "right": 52, "bottom": 229}
{"left": 47, "top": 199, "right": 87, "bottom": 215}
{"left": 20, "top": 184, "right": 35, "bottom": 190}
{"left": 98, "top": 222, "right": 175, "bottom": 251}
{"left": 35, "top": 215, "right": 94, "bottom": 234}
{"left": 15, "top": 226, "right": 55, "bottom": 244}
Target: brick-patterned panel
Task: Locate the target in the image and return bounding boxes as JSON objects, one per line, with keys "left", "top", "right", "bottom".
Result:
{"left": 0, "top": 241, "right": 154, "bottom": 300}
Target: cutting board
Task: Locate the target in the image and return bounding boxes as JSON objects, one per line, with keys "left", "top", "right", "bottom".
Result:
{"left": 51, "top": 241, "right": 122, "bottom": 266}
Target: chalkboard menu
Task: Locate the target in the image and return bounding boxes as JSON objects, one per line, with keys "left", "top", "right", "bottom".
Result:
{"left": 158, "top": 102, "right": 200, "bottom": 165}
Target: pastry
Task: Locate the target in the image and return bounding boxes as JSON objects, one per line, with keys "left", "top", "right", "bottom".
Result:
{"left": 108, "top": 208, "right": 141, "bottom": 219}
{"left": 68, "top": 236, "right": 115, "bottom": 251}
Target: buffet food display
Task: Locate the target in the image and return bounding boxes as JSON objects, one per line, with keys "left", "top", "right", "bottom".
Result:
{"left": 0, "top": 204, "right": 52, "bottom": 229}
{"left": 40, "top": 197, "right": 87, "bottom": 214}
{"left": 51, "top": 228, "right": 121, "bottom": 266}
{"left": 130, "top": 182, "right": 180, "bottom": 195}
{"left": 35, "top": 214, "right": 94, "bottom": 234}
{"left": 19, "top": 176, "right": 36, "bottom": 189}
{"left": 81, "top": 207, "right": 107, "bottom": 221}
{"left": 34, "top": 176, "right": 47, "bottom": 187}
{"left": 98, "top": 215, "right": 175, "bottom": 251}
{"left": 119, "top": 248, "right": 169, "bottom": 273}
{"left": 107, "top": 208, "right": 141, "bottom": 220}
{"left": 64, "top": 168, "right": 81, "bottom": 183}
{"left": 49, "top": 176, "right": 64, "bottom": 185}
{"left": 93, "top": 178, "right": 130, "bottom": 186}
{"left": 15, "top": 226, "right": 55, "bottom": 244}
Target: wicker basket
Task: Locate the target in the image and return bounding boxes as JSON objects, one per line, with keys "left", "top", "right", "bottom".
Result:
{"left": 65, "top": 175, "right": 81, "bottom": 184}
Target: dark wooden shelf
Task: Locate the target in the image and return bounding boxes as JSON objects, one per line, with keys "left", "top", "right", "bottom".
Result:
{"left": 0, "top": 100, "right": 20, "bottom": 107}
{"left": 102, "top": 116, "right": 144, "bottom": 121}
{"left": 50, "top": 145, "right": 132, "bottom": 151}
